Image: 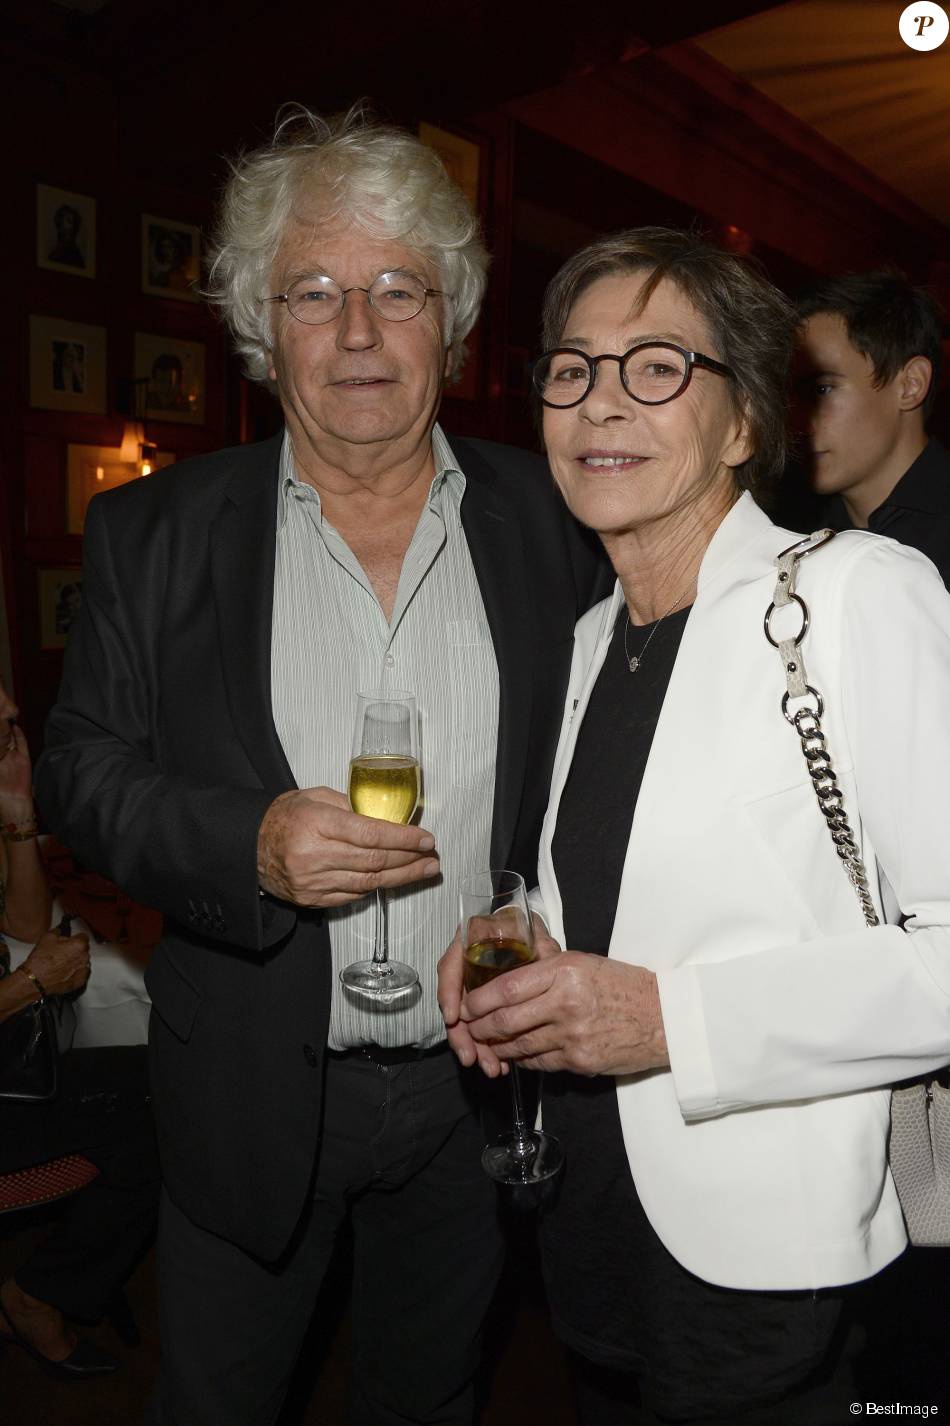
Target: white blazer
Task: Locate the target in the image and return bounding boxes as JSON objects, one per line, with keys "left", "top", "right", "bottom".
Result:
{"left": 534, "top": 492, "right": 950, "bottom": 1291}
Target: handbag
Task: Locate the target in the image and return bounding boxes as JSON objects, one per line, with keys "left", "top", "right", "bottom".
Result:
{"left": 766, "top": 530, "right": 950, "bottom": 1247}
{"left": 0, "top": 941, "right": 59, "bottom": 1103}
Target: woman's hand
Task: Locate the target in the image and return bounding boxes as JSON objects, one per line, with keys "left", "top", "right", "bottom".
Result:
{"left": 438, "top": 914, "right": 560, "bottom": 1077}
{"left": 460, "top": 951, "right": 670, "bottom": 1077}
{"left": 23, "top": 929, "right": 91, "bottom": 997}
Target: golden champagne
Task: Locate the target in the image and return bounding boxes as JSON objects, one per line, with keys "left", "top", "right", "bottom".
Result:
{"left": 463, "top": 938, "right": 534, "bottom": 991}
{"left": 349, "top": 755, "right": 420, "bottom": 825}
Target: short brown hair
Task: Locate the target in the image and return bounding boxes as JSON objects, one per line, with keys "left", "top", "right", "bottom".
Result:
{"left": 540, "top": 227, "right": 798, "bottom": 499}
{"left": 796, "top": 271, "right": 943, "bottom": 423}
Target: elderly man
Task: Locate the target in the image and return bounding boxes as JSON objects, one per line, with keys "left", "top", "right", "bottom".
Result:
{"left": 36, "top": 107, "right": 604, "bottom": 1426}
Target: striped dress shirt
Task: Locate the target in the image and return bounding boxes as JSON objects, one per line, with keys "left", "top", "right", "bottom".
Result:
{"left": 270, "top": 427, "right": 499, "bottom": 1049}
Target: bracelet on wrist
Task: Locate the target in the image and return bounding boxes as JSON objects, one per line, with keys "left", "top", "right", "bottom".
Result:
{"left": 16, "top": 965, "right": 47, "bottom": 1003}
{"left": 1, "top": 819, "right": 38, "bottom": 843}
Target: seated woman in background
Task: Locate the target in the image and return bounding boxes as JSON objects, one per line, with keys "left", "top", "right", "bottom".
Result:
{"left": 441, "top": 228, "right": 950, "bottom": 1425}
{"left": 0, "top": 678, "right": 159, "bottom": 1378}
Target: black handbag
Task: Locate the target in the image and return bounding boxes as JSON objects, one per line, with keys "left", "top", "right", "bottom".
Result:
{"left": 0, "top": 941, "right": 60, "bottom": 1103}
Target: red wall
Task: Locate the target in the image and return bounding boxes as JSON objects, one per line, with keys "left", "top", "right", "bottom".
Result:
{"left": 4, "top": 35, "right": 948, "bottom": 752}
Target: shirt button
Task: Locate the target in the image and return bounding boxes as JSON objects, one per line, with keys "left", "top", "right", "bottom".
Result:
{"left": 302, "top": 1044, "right": 319, "bottom": 1068}
{"left": 384, "top": 654, "right": 395, "bottom": 667}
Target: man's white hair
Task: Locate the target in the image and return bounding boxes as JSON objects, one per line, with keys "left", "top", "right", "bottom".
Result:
{"left": 206, "top": 103, "right": 489, "bottom": 384}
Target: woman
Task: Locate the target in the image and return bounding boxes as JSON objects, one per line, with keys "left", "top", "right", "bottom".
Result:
{"left": 439, "top": 228, "right": 950, "bottom": 1423}
{"left": 0, "top": 680, "right": 158, "bottom": 1378}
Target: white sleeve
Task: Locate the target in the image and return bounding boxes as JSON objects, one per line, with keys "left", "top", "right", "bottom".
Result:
{"left": 658, "top": 539, "right": 950, "bottom": 1120}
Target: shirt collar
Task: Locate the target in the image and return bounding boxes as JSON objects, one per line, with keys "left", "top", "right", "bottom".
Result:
{"left": 871, "top": 439, "right": 950, "bottom": 522}
{"left": 277, "top": 423, "right": 465, "bottom": 529}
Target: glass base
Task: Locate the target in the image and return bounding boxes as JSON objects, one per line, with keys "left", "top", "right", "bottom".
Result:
{"left": 481, "top": 1129, "right": 564, "bottom": 1186}
{"left": 339, "top": 959, "right": 418, "bottom": 999}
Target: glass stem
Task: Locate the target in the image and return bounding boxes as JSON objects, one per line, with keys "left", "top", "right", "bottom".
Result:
{"left": 372, "top": 888, "right": 390, "bottom": 969}
{"left": 509, "top": 1063, "right": 530, "bottom": 1143}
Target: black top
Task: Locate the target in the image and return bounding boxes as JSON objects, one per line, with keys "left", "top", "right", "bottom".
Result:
{"left": 540, "top": 603, "right": 838, "bottom": 1414}
{"left": 821, "top": 438, "right": 950, "bottom": 589}
{"left": 544, "top": 601, "right": 691, "bottom": 1370}
{"left": 550, "top": 602, "right": 691, "bottom": 957}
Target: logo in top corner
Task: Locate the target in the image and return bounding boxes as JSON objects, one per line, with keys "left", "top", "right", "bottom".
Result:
{"left": 899, "top": 2, "right": 949, "bottom": 49}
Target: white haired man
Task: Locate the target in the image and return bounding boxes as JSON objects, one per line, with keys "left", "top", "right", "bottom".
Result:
{"left": 36, "top": 107, "right": 606, "bottom": 1426}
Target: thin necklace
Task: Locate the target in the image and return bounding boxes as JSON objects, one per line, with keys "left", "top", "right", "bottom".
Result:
{"left": 623, "top": 585, "right": 692, "bottom": 673}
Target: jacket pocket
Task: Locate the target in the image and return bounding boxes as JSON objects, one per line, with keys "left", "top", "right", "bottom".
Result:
{"left": 145, "top": 947, "right": 203, "bottom": 1044}
{"left": 740, "top": 775, "right": 869, "bottom": 936}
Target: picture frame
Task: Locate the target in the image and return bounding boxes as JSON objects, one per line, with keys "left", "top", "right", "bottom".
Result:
{"left": 418, "top": 123, "right": 485, "bottom": 401}
{"left": 418, "top": 124, "right": 481, "bottom": 212}
{"left": 29, "top": 315, "right": 107, "bottom": 414}
{"left": 141, "top": 214, "right": 201, "bottom": 301}
{"left": 38, "top": 568, "right": 83, "bottom": 651}
{"left": 36, "top": 184, "right": 96, "bottom": 278}
{"left": 134, "top": 332, "right": 206, "bottom": 425}
{"left": 66, "top": 443, "right": 176, "bottom": 535}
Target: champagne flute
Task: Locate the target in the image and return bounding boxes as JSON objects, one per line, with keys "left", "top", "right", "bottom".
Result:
{"left": 460, "top": 870, "right": 564, "bottom": 1186}
{"left": 340, "top": 691, "right": 421, "bottom": 998}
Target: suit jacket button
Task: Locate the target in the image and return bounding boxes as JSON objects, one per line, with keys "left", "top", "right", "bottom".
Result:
{"left": 302, "top": 1044, "right": 319, "bottom": 1068}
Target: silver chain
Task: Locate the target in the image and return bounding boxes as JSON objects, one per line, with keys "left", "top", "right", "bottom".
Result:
{"left": 624, "top": 585, "right": 692, "bottom": 673}
{"left": 765, "top": 530, "right": 879, "bottom": 929}
{"left": 788, "top": 702, "right": 879, "bottom": 926}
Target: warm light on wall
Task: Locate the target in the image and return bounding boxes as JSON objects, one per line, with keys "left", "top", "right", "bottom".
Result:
{"left": 118, "top": 419, "right": 145, "bottom": 464}
{"left": 67, "top": 444, "right": 175, "bottom": 534}
{"left": 117, "top": 418, "right": 159, "bottom": 477}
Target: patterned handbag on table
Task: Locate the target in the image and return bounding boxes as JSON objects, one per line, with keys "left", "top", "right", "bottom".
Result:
{"left": 765, "top": 530, "right": 950, "bottom": 1247}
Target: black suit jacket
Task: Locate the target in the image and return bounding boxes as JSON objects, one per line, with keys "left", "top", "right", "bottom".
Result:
{"left": 35, "top": 431, "right": 607, "bottom": 1261}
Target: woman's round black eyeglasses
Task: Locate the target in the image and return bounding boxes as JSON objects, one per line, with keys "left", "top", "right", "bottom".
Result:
{"left": 533, "top": 342, "right": 736, "bottom": 409}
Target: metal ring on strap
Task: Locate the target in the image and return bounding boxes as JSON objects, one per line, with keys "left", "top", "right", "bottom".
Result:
{"left": 781, "top": 686, "right": 823, "bottom": 724}
{"left": 764, "top": 593, "right": 809, "bottom": 649}
{"left": 776, "top": 529, "right": 837, "bottom": 562}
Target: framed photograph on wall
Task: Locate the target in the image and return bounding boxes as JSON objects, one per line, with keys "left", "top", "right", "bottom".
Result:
{"left": 66, "top": 444, "right": 176, "bottom": 535}
{"left": 37, "top": 184, "right": 96, "bottom": 278}
{"left": 29, "top": 315, "right": 107, "bottom": 414}
{"left": 418, "top": 124, "right": 481, "bottom": 211}
{"left": 142, "top": 214, "right": 201, "bottom": 301}
{"left": 38, "top": 568, "right": 83, "bottom": 651}
{"left": 134, "top": 333, "right": 206, "bottom": 424}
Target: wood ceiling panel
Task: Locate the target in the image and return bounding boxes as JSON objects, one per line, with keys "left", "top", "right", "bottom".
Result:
{"left": 696, "top": 0, "right": 950, "bottom": 226}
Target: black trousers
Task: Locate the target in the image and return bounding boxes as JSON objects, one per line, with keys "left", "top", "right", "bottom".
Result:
{"left": 0, "top": 1045, "right": 160, "bottom": 1321}
{"left": 569, "top": 1312, "right": 860, "bottom": 1426}
{"left": 145, "top": 1046, "right": 505, "bottom": 1426}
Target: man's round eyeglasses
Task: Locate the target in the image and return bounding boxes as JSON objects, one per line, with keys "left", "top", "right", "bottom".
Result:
{"left": 261, "top": 271, "right": 445, "bottom": 326}
{"left": 533, "top": 342, "right": 736, "bottom": 409}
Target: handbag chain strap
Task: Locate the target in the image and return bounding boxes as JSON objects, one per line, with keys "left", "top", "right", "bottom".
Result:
{"left": 765, "top": 530, "right": 879, "bottom": 929}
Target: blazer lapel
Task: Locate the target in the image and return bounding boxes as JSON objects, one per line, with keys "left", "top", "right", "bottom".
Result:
{"left": 210, "top": 440, "right": 297, "bottom": 792}
{"left": 456, "top": 441, "right": 534, "bottom": 866}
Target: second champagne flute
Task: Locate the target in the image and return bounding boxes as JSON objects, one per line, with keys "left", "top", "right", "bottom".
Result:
{"left": 340, "top": 690, "right": 421, "bottom": 998}
{"left": 460, "top": 869, "right": 564, "bottom": 1186}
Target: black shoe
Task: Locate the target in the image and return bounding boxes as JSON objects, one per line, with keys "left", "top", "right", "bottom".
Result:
{"left": 0, "top": 1303, "right": 119, "bottom": 1379}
